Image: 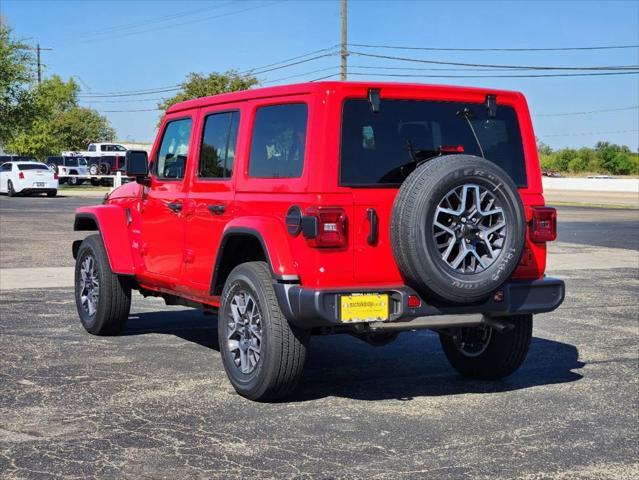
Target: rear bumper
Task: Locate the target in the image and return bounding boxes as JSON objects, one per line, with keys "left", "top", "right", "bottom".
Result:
{"left": 275, "top": 277, "right": 565, "bottom": 330}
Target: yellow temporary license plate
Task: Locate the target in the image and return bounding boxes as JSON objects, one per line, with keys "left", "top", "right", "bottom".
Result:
{"left": 340, "top": 293, "right": 389, "bottom": 323}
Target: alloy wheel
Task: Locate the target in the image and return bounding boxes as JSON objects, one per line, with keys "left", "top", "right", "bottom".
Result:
{"left": 79, "top": 254, "right": 100, "bottom": 316}
{"left": 433, "top": 183, "right": 507, "bottom": 274}
{"left": 227, "top": 290, "right": 262, "bottom": 374}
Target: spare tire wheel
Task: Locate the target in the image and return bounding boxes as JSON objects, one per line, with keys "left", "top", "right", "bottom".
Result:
{"left": 390, "top": 155, "right": 526, "bottom": 304}
{"left": 99, "top": 162, "right": 111, "bottom": 175}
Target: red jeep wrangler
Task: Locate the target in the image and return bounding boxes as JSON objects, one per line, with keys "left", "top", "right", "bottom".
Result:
{"left": 72, "top": 82, "right": 564, "bottom": 400}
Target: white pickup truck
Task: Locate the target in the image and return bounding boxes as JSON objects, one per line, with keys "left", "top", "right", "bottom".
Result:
{"left": 62, "top": 143, "right": 128, "bottom": 175}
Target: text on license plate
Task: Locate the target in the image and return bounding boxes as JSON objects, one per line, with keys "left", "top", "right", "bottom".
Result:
{"left": 340, "top": 293, "right": 389, "bottom": 322}
{"left": 34, "top": 182, "right": 45, "bottom": 187}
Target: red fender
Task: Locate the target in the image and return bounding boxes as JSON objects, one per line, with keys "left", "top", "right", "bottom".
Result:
{"left": 74, "top": 205, "right": 135, "bottom": 275}
{"left": 222, "top": 216, "right": 299, "bottom": 280}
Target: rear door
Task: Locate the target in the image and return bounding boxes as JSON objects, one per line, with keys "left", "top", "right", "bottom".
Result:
{"left": 140, "top": 116, "right": 195, "bottom": 282}
{"left": 182, "top": 107, "right": 241, "bottom": 292}
{"left": 340, "top": 96, "right": 527, "bottom": 284}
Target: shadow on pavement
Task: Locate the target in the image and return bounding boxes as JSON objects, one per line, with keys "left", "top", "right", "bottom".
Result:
{"left": 122, "top": 309, "right": 584, "bottom": 401}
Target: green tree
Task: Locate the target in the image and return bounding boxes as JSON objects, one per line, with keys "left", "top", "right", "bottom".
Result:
{"left": 158, "top": 71, "right": 259, "bottom": 119}
{"left": 0, "top": 23, "right": 35, "bottom": 146}
{"left": 536, "top": 138, "right": 553, "bottom": 156}
{"left": 5, "top": 75, "right": 114, "bottom": 158}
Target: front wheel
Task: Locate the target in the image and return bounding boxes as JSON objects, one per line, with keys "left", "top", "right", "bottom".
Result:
{"left": 439, "top": 314, "right": 532, "bottom": 380}
{"left": 219, "top": 262, "right": 309, "bottom": 401}
{"left": 74, "top": 234, "right": 131, "bottom": 335}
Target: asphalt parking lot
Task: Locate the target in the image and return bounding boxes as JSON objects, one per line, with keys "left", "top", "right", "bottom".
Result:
{"left": 1, "top": 194, "right": 638, "bottom": 479}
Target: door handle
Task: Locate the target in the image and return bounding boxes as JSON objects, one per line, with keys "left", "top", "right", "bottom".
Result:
{"left": 367, "top": 208, "right": 378, "bottom": 245}
{"left": 167, "top": 201, "right": 183, "bottom": 214}
{"left": 208, "top": 204, "right": 226, "bottom": 215}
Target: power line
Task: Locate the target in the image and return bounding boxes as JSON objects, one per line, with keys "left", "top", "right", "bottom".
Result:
{"left": 238, "top": 46, "right": 338, "bottom": 75}
{"left": 99, "top": 108, "right": 161, "bottom": 113}
{"left": 349, "top": 51, "right": 639, "bottom": 71}
{"left": 538, "top": 106, "right": 639, "bottom": 117}
{"left": 78, "top": 2, "right": 235, "bottom": 40}
{"left": 349, "top": 43, "right": 639, "bottom": 52}
{"left": 80, "top": 97, "right": 168, "bottom": 104}
{"left": 262, "top": 66, "right": 341, "bottom": 84}
{"left": 79, "top": 87, "right": 181, "bottom": 98}
{"left": 350, "top": 64, "right": 630, "bottom": 73}
{"left": 83, "top": 1, "right": 283, "bottom": 42}
{"left": 347, "top": 71, "right": 639, "bottom": 79}
{"left": 249, "top": 53, "right": 336, "bottom": 76}
{"left": 541, "top": 129, "right": 638, "bottom": 137}
{"left": 310, "top": 72, "right": 341, "bottom": 82}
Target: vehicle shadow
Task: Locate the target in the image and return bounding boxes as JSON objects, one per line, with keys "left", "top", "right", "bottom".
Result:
{"left": 122, "top": 310, "right": 584, "bottom": 402}
{"left": 123, "top": 309, "right": 221, "bottom": 351}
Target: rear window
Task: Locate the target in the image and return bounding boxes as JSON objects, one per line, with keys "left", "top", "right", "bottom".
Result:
{"left": 18, "top": 164, "right": 50, "bottom": 171}
{"left": 340, "top": 99, "right": 526, "bottom": 186}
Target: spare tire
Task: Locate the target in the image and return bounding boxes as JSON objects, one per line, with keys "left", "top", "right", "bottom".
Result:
{"left": 99, "top": 162, "right": 111, "bottom": 175}
{"left": 391, "top": 155, "right": 526, "bottom": 304}
{"left": 89, "top": 164, "right": 99, "bottom": 176}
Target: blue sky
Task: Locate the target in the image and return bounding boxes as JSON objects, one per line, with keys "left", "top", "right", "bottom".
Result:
{"left": 2, "top": 0, "right": 638, "bottom": 149}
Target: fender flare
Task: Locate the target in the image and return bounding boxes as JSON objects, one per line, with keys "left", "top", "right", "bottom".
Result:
{"left": 211, "top": 217, "right": 299, "bottom": 294}
{"left": 74, "top": 206, "right": 135, "bottom": 275}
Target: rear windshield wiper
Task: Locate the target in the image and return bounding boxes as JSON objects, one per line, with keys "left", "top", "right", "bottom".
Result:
{"left": 457, "top": 108, "right": 485, "bottom": 158}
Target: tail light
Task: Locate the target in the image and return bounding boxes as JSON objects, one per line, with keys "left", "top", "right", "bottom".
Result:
{"left": 18, "top": 172, "right": 25, "bottom": 179}
{"left": 530, "top": 206, "right": 557, "bottom": 242}
{"left": 53, "top": 172, "right": 59, "bottom": 180}
{"left": 302, "top": 207, "right": 348, "bottom": 248}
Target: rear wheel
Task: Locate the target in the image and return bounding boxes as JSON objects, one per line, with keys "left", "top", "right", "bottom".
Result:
{"left": 439, "top": 314, "right": 532, "bottom": 379}
{"left": 219, "top": 261, "right": 308, "bottom": 401}
{"left": 7, "top": 180, "right": 16, "bottom": 197}
{"left": 67, "top": 175, "right": 78, "bottom": 186}
{"left": 74, "top": 234, "right": 131, "bottom": 335}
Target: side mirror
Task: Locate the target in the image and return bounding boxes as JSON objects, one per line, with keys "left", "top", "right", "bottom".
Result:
{"left": 125, "top": 150, "right": 150, "bottom": 185}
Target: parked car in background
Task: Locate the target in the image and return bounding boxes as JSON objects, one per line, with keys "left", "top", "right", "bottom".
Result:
{"left": 62, "top": 143, "right": 128, "bottom": 176}
{"left": 1, "top": 161, "right": 58, "bottom": 197}
{"left": 47, "top": 156, "right": 89, "bottom": 185}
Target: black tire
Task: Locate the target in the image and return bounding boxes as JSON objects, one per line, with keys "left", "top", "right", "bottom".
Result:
{"left": 218, "top": 261, "right": 309, "bottom": 401}
{"left": 67, "top": 175, "right": 78, "bottom": 186}
{"left": 47, "top": 190, "right": 57, "bottom": 197}
{"left": 74, "top": 234, "right": 131, "bottom": 336}
{"left": 90, "top": 178, "right": 101, "bottom": 187}
{"left": 7, "top": 180, "right": 16, "bottom": 197}
{"left": 391, "top": 155, "right": 526, "bottom": 304}
{"left": 439, "top": 314, "right": 532, "bottom": 380}
{"left": 99, "top": 162, "right": 111, "bottom": 175}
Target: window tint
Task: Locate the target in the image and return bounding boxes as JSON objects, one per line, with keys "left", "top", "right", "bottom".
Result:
{"left": 340, "top": 99, "right": 526, "bottom": 186}
{"left": 18, "top": 164, "right": 49, "bottom": 171}
{"left": 199, "top": 111, "right": 240, "bottom": 179}
{"left": 1, "top": 163, "right": 11, "bottom": 172}
{"left": 100, "top": 145, "right": 107, "bottom": 152}
{"left": 249, "top": 103, "right": 307, "bottom": 178}
{"left": 88, "top": 145, "right": 96, "bottom": 152}
{"left": 156, "top": 118, "right": 192, "bottom": 179}
{"left": 114, "top": 145, "right": 127, "bottom": 151}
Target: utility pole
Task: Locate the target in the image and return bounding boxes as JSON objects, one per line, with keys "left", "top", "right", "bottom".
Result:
{"left": 340, "top": 0, "right": 347, "bottom": 80}
{"left": 35, "top": 44, "right": 53, "bottom": 84}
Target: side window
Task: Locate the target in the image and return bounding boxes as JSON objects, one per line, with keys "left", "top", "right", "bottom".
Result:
{"left": 249, "top": 103, "right": 307, "bottom": 178}
{"left": 88, "top": 145, "right": 96, "bottom": 152}
{"left": 100, "top": 145, "right": 107, "bottom": 152}
{"left": 1, "top": 163, "right": 11, "bottom": 172}
{"left": 156, "top": 118, "right": 193, "bottom": 180}
{"left": 198, "top": 111, "right": 240, "bottom": 179}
